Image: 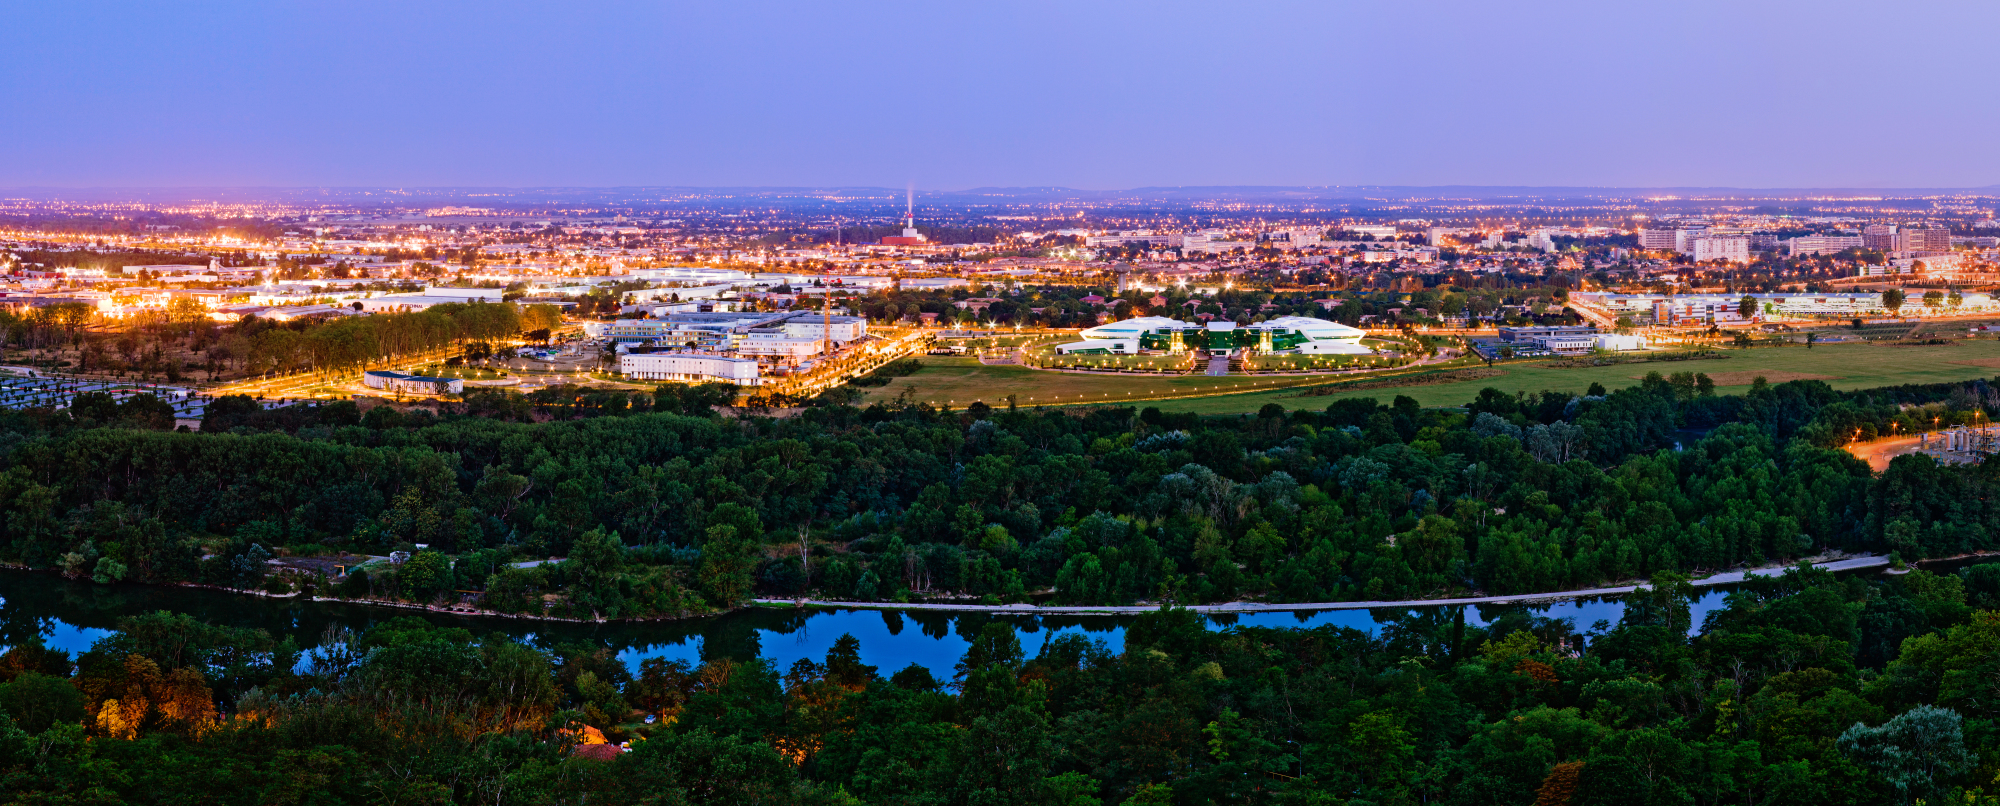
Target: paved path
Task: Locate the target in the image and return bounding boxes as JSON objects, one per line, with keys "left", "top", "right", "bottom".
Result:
{"left": 754, "top": 555, "right": 1890, "bottom": 615}
{"left": 1206, "top": 354, "right": 1231, "bottom": 376}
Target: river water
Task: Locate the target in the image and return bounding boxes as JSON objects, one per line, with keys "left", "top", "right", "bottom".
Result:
{"left": 0, "top": 571, "right": 1754, "bottom": 677}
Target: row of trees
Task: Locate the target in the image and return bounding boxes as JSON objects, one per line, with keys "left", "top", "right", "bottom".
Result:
{"left": 6, "top": 360, "right": 2000, "bottom": 621}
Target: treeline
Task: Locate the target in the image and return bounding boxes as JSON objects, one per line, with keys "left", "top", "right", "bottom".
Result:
{"left": 228, "top": 301, "right": 562, "bottom": 376}
{"left": 6, "top": 366, "right": 2000, "bottom": 620}
{"left": 3, "top": 564, "right": 2000, "bottom": 802}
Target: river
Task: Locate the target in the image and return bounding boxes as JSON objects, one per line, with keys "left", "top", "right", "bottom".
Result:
{"left": 0, "top": 571, "right": 1756, "bottom": 678}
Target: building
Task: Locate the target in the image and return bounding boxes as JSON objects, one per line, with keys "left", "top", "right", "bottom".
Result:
{"left": 1499, "top": 325, "right": 1599, "bottom": 343}
{"left": 1692, "top": 237, "right": 1750, "bottom": 263}
{"left": 734, "top": 332, "right": 824, "bottom": 361}
{"left": 1786, "top": 235, "right": 1865, "bottom": 256}
{"left": 1636, "top": 229, "right": 1678, "bottom": 250}
{"left": 1863, "top": 224, "right": 1898, "bottom": 251}
{"left": 1342, "top": 225, "right": 1399, "bottom": 239}
{"left": 1899, "top": 225, "right": 1952, "bottom": 253}
{"left": 1084, "top": 232, "right": 1177, "bottom": 248}
{"left": 1180, "top": 231, "right": 1256, "bottom": 254}
{"left": 1594, "top": 333, "right": 1647, "bottom": 351}
{"left": 619, "top": 352, "right": 762, "bottom": 385}
{"left": 362, "top": 370, "right": 464, "bottom": 395}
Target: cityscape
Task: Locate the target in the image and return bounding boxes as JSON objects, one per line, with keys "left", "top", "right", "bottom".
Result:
{"left": 2, "top": 2, "right": 1999, "bottom": 804}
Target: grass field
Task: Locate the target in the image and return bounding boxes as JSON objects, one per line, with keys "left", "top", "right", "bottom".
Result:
{"left": 858, "top": 341, "right": 2000, "bottom": 414}
{"left": 851, "top": 356, "right": 1411, "bottom": 407}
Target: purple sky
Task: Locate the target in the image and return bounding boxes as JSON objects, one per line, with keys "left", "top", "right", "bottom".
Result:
{"left": 5, "top": 0, "right": 1999, "bottom": 189}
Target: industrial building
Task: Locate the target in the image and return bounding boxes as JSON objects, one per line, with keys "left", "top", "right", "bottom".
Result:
{"left": 618, "top": 352, "right": 762, "bottom": 385}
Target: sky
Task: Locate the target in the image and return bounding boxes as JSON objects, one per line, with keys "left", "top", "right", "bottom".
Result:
{"left": 5, "top": 0, "right": 2000, "bottom": 190}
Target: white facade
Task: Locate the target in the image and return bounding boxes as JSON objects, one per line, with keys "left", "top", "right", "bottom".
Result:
{"left": 1053, "top": 339, "right": 1138, "bottom": 355}
{"left": 736, "top": 334, "right": 824, "bottom": 360}
{"left": 1181, "top": 231, "right": 1256, "bottom": 254}
{"left": 1692, "top": 237, "right": 1749, "bottom": 263}
{"left": 1594, "top": 333, "right": 1647, "bottom": 351}
{"left": 1786, "top": 235, "right": 1865, "bottom": 256}
{"left": 620, "top": 352, "right": 762, "bottom": 385}
{"left": 779, "top": 317, "right": 869, "bottom": 342}
{"left": 1674, "top": 228, "right": 1710, "bottom": 253}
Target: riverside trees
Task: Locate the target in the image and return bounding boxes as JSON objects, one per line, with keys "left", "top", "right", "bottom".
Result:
{"left": 2, "top": 370, "right": 2000, "bottom": 616}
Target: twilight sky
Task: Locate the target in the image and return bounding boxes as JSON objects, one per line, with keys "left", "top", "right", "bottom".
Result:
{"left": 4, "top": 0, "right": 1998, "bottom": 190}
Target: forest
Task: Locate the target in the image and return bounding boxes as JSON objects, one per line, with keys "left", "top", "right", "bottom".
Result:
{"left": 0, "top": 356, "right": 1998, "bottom": 801}
{"left": 1, "top": 368, "right": 1998, "bottom": 619}
{"left": 1, "top": 563, "right": 2000, "bottom": 804}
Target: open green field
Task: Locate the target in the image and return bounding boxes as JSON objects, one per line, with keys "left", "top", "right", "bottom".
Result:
{"left": 1151, "top": 340, "right": 2000, "bottom": 414}
{"left": 858, "top": 341, "right": 2000, "bottom": 414}
{"left": 852, "top": 356, "right": 1389, "bottom": 407}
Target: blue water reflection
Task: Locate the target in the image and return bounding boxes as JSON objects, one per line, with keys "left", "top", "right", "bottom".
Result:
{"left": 1, "top": 571, "right": 1735, "bottom": 680}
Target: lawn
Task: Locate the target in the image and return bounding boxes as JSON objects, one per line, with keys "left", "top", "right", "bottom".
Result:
{"left": 850, "top": 356, "right": 1409, "bottom": 407}
{"left": 1148, "top": 340, "right": 2000, "bottom": 414}
{"left": 853, "top": 341, "right": 2000, "bottom": 415}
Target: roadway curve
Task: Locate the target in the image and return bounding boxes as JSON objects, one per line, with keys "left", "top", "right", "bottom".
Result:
{"left": 754, "top": 555, "right": 1890, "bottom": 615}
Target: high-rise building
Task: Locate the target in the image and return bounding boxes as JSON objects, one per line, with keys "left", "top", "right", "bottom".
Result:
{"left": 1862, "top": 224, "right": 1898, "bottom": 251}
{"left": 1675, "top": 228, "right": 1711, "bottom": 253}
{"left": 1692, "top": 237, "right": 1749, "bottom": 263}
{"left": 1898, "top": 225, "right": 1952, "bottom": 253}
{"left": 1636, "top": 229, "right": 1677, "bottom": 250}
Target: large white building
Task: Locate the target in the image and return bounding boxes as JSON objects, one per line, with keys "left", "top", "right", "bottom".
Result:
{"left": 1786, "top": 235, "right": 1865, "bottom": 256}
{"left": 619, "top": 352, "right": 762, "bottom": 385}
{"left": 1692, "top": 237, "right": 1750, "bottom": 263}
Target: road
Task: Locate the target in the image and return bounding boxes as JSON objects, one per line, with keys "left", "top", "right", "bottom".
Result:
{"left": 754, "top": 555, "right": 1890, "bottom": 615}
{"left": 1846, "top": 435, "right": 1929, "bottom": 472}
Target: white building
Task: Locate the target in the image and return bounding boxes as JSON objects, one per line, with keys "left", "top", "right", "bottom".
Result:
{"left": 780, "top": 316, "right": 869, "bottom": 343}
{"left": 620, "top": 352, "right": 762, "bottom": 385}
{"left": 1180, "top": 231, "right": 1256, "bottom": 254}
{"left": 1692, "top": 237, "right": 1750, "bottom": 263}
{"left": 1786, "top": 235, "right": 1865, "bottom": 256}
{"left": 1594, "top": 333, "right": 1647, "bottom": 351}
{"left": 736, "top": 332, "right": 825, "bottom": 360}
{"left": 1342, "top": 225, "right": 1399, "bottom": 239}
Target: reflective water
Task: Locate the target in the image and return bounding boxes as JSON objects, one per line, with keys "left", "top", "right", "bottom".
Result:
{"left": 0, "top": 571, "right": 1736, "bottom": 677}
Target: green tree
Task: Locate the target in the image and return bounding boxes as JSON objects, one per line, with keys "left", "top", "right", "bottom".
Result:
{"left": 1837, "top": 705, "right": 1975, "bottom": 804}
